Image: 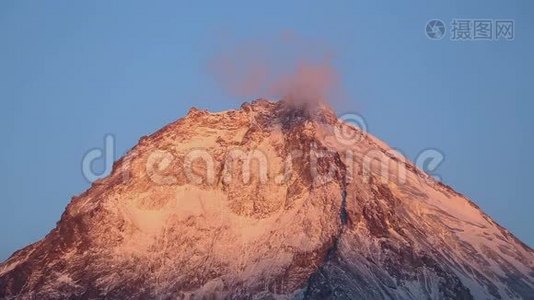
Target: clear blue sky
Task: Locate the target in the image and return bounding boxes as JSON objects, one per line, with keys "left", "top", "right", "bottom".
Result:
{"left": 1, "top": 1, "right": 533, "bottom": 260}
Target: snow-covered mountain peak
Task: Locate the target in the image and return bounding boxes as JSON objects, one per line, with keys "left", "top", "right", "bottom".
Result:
{"left": 1, "top": 99, "right": 533, "bottom": 299}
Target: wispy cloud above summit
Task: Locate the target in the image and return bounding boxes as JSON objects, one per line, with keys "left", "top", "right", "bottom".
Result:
{"left": 208, "top": 32, "right": 345, "bottom": 107}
